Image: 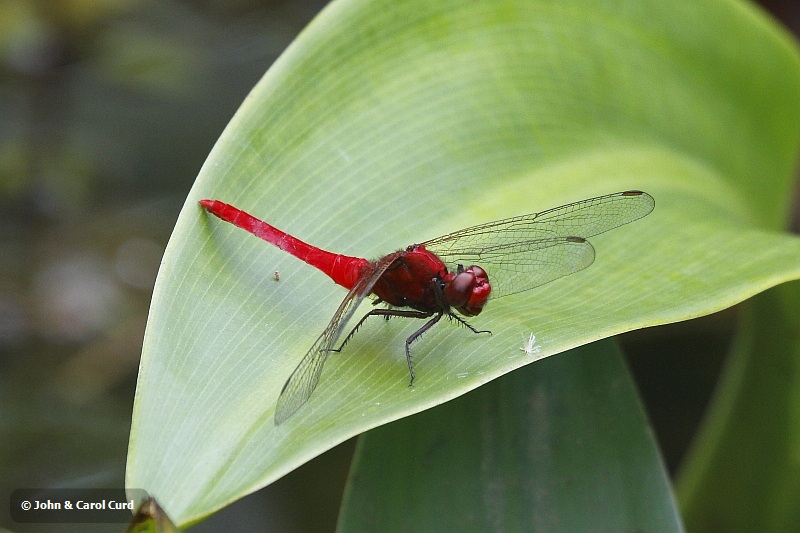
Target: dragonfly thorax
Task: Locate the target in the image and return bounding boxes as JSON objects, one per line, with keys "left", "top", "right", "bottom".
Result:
{"left": 370, "top": 244, "right": 449, "bottom": 312}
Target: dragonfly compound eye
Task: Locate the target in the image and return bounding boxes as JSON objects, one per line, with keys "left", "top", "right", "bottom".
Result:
{"left": 444, "top": 265, "right": 491, "bottom": 316}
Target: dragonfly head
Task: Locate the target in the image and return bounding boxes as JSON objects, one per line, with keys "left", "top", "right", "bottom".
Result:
{"left": 443, "top": 265, "right": 491, "bottom": 316}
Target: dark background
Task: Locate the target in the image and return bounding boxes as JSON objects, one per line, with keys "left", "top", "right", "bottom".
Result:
{"left": 1, "top": 1, "right": 797, "bottom": 531}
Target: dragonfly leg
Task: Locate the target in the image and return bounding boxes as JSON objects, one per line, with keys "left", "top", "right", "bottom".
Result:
{"left": 405, "top": 312, "right": 444, "bottom": 386}
{"left": 331, "top": 308, "right": 432, "bottom": 353}
{"left": 448, "top": 312, "right": 492, "bottom": 336}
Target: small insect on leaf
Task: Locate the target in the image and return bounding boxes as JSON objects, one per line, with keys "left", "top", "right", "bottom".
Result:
{"left": 519, "top": 333, "right": 542, "bottom": 356}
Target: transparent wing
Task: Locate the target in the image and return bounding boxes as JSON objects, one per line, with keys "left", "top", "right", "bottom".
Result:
{"left": 468, "top": 237, "right": 596, "bottom": 298}
{"left": 423, "top": 191, "right": 654, "bottom": 299}
{"left": 274, "top": 253, "right": 401, "bottom": 425}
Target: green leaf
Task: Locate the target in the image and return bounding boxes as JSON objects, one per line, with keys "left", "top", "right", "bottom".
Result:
{"left": 126, "top": 0, "right": 800, "bottom": 526}
{"left": 338, "top": 340, "right": 683, "bottom": 533}
{"left": 677, "top": 283, "right": 800, "bottom": 531}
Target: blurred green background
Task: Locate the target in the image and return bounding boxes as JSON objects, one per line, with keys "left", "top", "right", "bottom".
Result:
{"left": 0, "top": 1, "right": 798, "bottom": 531}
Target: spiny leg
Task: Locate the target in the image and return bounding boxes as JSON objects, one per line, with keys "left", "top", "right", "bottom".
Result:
{"left": 404, "top": 312, "right": 444, "bottom": 386}
{"left": 448, "top": 312, "right": 492, "bottom": 336}
{"left": 330, "top": 308, "right": 433, "bottom": 353}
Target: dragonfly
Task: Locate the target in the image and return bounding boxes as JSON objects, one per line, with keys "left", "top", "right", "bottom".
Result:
{"left": 200, "top": 190, "right": 654, "bottom": 424}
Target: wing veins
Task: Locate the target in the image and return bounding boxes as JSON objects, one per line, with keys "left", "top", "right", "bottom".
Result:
{"left": 274, "top": 253, "right": 401, "bottom": 424}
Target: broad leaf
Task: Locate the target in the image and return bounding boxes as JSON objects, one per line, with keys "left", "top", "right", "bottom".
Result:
{"left": 677, "top": 284, "right": 800, "bottom": 531}
{"left": 127, "top": 0, "right": 800, "bottom": 525}
{"left": 338, "top": 340, "right": 683, "bottom": 533}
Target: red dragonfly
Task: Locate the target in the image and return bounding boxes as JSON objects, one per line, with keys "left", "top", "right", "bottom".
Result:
{"left": 200, "top": 190, "right": 654, "bottom": 424}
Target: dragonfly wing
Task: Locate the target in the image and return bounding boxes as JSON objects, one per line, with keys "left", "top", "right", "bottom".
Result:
{"left": 274, "top": 329, "right": 329, "bottom": 426}
{"left": 439, "top": 237, "right": 595, "bottom": 299}
{"left": 274, "top": 253, "right": 401, "bottom": 425}
{"left": 423, "top": 191, "right": 653, "bottom": 299}
{"left": 423, "top": 191, "right": 654, "bottom": 253}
